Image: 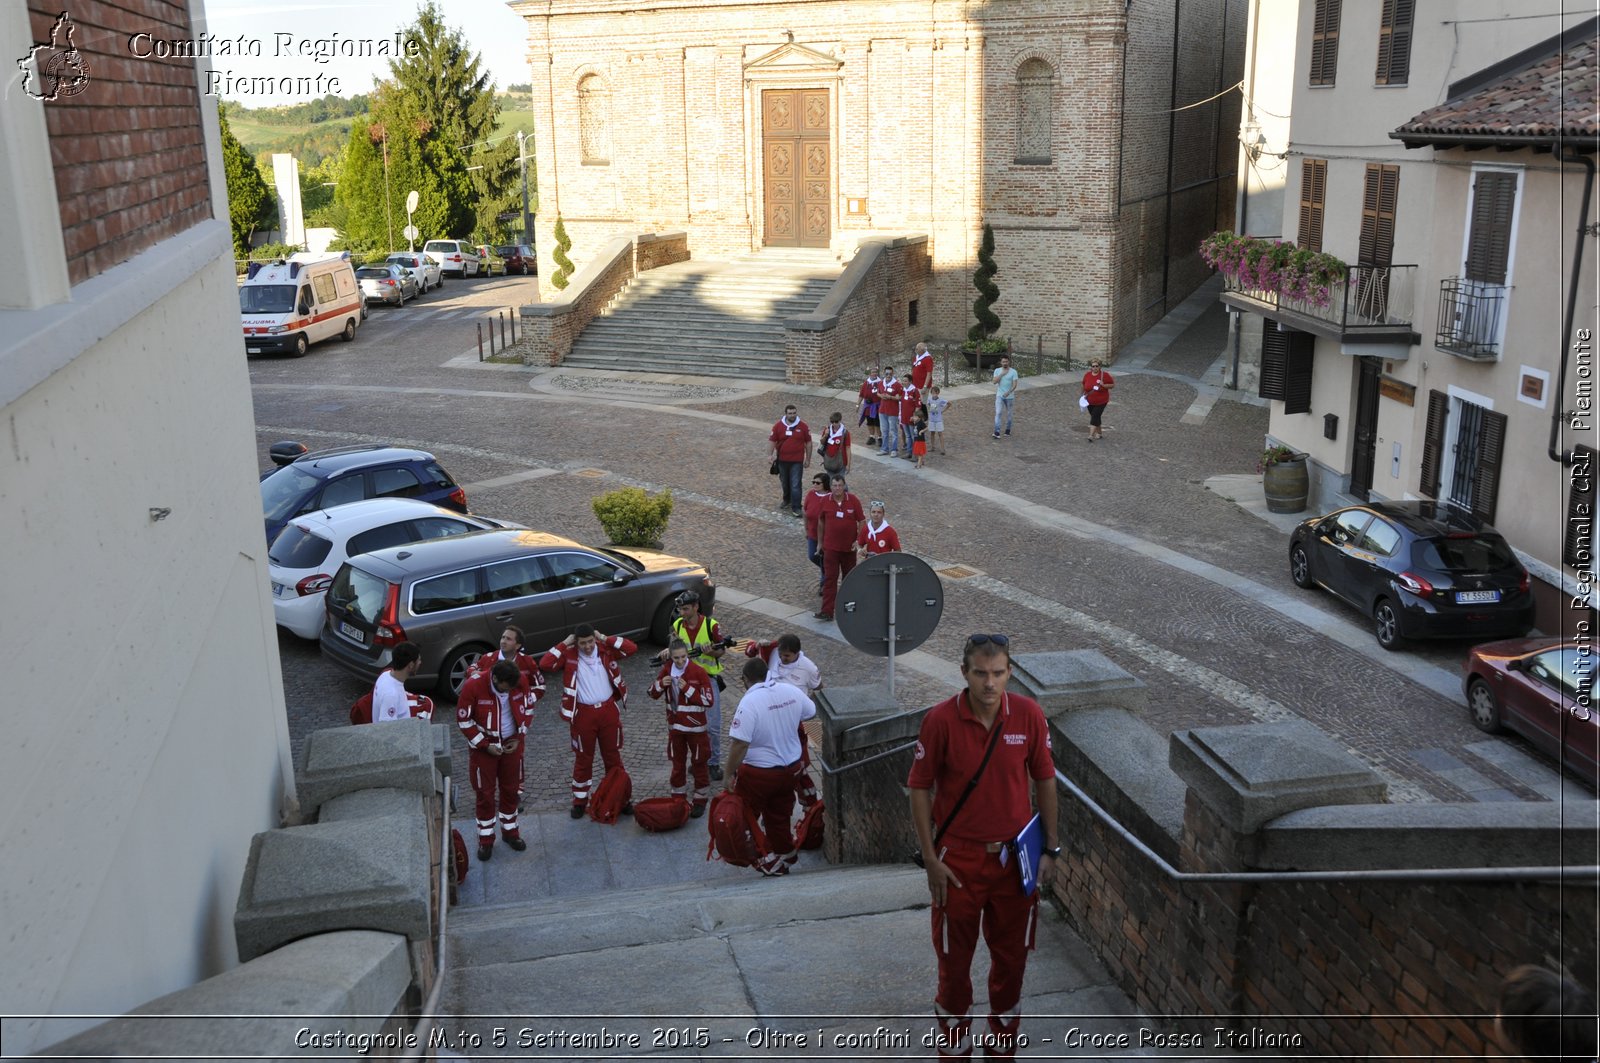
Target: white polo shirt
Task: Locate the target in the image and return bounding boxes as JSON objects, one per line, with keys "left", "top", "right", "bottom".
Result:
{"left": 768, "top": 652, "right": 822, "bottom": 695}
{"left": 729, "top": 678, "right": 817, "bottom": 767}
{"left": 372, "top": 670, "right": 410, "bottom": 722}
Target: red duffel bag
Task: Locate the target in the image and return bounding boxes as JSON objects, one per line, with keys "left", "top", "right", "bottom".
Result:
{"left": 633, "top": 795, "right": 691, "bottom": 832}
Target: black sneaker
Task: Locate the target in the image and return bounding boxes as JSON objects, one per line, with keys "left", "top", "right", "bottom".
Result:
{"left": 570, "top": 803, "right": 587, "bottom": 819}
{"left": 621, "top": 802, "right": 634, "bottom": 816}
{"left": 709, "top": 764, "right": 724, "bottom": 781}
{"left": 477, "top": 844, "right": 493, "bottom": 861}
{"left": 505, "top": 836, "right": 527, "bottom": 852}
{"left": 690, "top": 804, "right": 707, "bottom": 819}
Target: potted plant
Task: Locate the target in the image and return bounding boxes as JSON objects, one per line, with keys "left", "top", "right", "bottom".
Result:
{"left": 1200, "top": 231, "right": 1347, "bottom": 310}
{"left": 962, "top": 224, "right": 1007, "bottom": 369}
{"left": 1258, "top": 444, "right": 1309, "bottom": 514}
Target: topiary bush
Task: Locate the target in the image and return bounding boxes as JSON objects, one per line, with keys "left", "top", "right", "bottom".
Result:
{"left": 592, "top": 486, "right": 672, "bottom": 546}
{"left": 967, "top": 223, "right": 1001, "bottom": 342}
{"left": 550, "top": 215, "right": 574, "bottom": 290}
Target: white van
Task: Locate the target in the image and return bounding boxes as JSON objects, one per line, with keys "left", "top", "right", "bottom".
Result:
{"left": 240, "top": 252, "right": 364, "bottom": 357}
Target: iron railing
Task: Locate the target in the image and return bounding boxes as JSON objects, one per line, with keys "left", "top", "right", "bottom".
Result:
{"left": 1224, "top": 263, "right": 1417, "bottom": 336}
{"left": 1436, "top": 276, "right": 1507, "bottom": 359}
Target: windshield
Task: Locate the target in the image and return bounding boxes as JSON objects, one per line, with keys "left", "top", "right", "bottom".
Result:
{"left": 495, "top": 246, "right": 518, "bottom": 256}
{"left": 423, "top": 242, "right": 455, "bottom": 253}
{"left": 327, "top": 564, "right": 391, "bottom": 624}
{"left": 268, "top": 523, "right": 333, "bottom": 568}
{"left": 260, "top": 464, "right": 321, "bottom": 523}
{"left": 239, "top": 284, "right": 296, "bottom": 314}
{"left": 597, "top": 547, "right": 645, "bottom": 573}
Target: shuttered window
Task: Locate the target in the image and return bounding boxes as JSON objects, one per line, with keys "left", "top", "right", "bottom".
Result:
{"left": 1465, "top": 171, "right": 1518, "bottom": 285}
{"left": 1468, "top": 409, "right": 1507, "bottom": 524}
{"left": 1359, "top": 164, "right": 1400, "bottom": 267}
{"left": 1419, "top": 389, "right": 1448, "bottom": 498}
{"left": 1566, "top": 445, "right": 1596, "bottom": 569}
{"left": 1374, "top": 0, "right": 1415, "bottom": 85}
{"left": 1298, "top": 159, "right": 1327, "bottom": 252}
{"left": 1309, "top": 0, "right": 1343, "bottom": 86}
{"left": 1259, "top": 325, "right": 1315, "bottom": 413}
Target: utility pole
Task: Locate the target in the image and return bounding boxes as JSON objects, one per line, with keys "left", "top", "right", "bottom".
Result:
{"left": 381, "top": 128, "right": 394, "bottom": 253}
{"left": 516, "top": 129, "right": 534, "bottom": 244}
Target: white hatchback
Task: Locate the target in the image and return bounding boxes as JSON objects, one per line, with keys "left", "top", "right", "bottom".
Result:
{"left": 267, "top": 498, "right": 521, "bottom": 639}
{"left": 422, "top": 239, "right": 481, "bottom": 278}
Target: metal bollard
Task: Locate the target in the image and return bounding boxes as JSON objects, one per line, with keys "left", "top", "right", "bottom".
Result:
{"left": 477, "top": 322, "right": 483, "bottom": 361}
{"left": 500, "top": 310, "right": 507, "bottom": 348}
{"left": 1036, "top": 335, "right": 1043, "bottom": 375}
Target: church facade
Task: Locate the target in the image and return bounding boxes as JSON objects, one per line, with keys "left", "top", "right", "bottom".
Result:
{"left": 510, "top": 0, "right": 1246, "bottom": 361}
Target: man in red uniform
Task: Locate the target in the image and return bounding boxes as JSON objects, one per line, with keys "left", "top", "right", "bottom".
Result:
{"left": 767, "top": 403, "right": 812, "bottom": 518}
{"left": 909, "top": 635, "right": 1059, "bottom": 1060}
{"left": 857, "top": 366, "right": 882, "bottom": 448}
{"left": 457, "top": 660, "right": 537, "bottom": 860}
{"left": 647, "top": 638, "right": 715, "bottom": 816}
{"left": 911, "top": 342, "right": 935, "bottom": 390}
{"left": 876, "top": 366, "right": 904, "bottom": 457}
{"left": 897, "top": 378, "right": 922, "bottom": 458}
{"left": 857, "top": 499, "right": 902, "bottom": 557}
{"left": 725, "top": 656, "right": 817, "bottom": 876}
{"left": 540, "top": 624, "right": 636, "bottom": 818}
{"left": 468, "top": 625, "right": 548, "bottom": 810}
{"left": 814, "top": 475, "right": 865, "bottom": 622}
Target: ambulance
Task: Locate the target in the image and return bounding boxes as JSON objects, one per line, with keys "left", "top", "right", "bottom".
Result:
{"left": 239, "top": 252, "right": 365, "bottom": 357}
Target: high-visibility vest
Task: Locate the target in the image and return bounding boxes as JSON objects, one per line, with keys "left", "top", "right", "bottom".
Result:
{"left": 672, "top": 616, "right": 723, "bottom": 676}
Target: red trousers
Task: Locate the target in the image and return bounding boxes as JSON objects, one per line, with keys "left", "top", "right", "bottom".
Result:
{"left": 795, "top": 724, "right": 818, "bottom": 807}
{"left": 469, "top": 746, "right": 522, "bottom": 844}
{"left": 733, "top": 761, "right": 801, "bottom": 859}
{"left": 570, "top": 699, "right": 624, "bottom": 805}
{"left": 820, "top": 547, "right": 857, "bottom": 615}
{"left": 668, "top": 730, "right": 710, "bottom": 806}
{"left": 931, "top": 840, "right": 1038, "bottom": 1060}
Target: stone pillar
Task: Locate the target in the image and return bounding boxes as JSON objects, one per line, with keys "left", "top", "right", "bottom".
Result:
{"left": 1009, "top": 649, "right": 1147, "bottom": 718}
{"left": 1167, "top": 720, "right": 1386, "bottom": 1021}
{"left": 814, "top": 683, "right": 921, "bottom": 864}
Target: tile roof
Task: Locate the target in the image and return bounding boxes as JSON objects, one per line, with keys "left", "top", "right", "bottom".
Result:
{"left": 1392, "top": 19, "right": 1598, "bottom": 150}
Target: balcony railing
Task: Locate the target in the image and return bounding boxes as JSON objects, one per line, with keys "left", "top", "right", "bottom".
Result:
{"left": 1435, "top": 277, "right": 1506, "bottom": 360}
{"left": 1222, "top": 263, "right": 1418, "bottom": 341}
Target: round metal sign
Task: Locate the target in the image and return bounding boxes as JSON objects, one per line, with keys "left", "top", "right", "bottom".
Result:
{"left": 834, "top": 552, "right": 944, "bottom": 658}
{"left": 402, "top": 224, "right": 419, "bottom": 242}
{"left": 405, "top": 190, "right": 420, "bottom": 215}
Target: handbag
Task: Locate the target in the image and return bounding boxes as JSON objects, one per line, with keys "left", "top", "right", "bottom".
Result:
{"left": 769, "top": 459, "right": 780, "bottom": 476}
{"left": 910, "top": 706, "right": 1007, "bottom": 867}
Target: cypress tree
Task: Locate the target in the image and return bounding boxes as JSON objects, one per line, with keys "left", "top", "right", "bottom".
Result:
{"left": 550, "top": 216, "right": 574, "bottom": 290}
{"left": 968, "top": 223, "right": 1001, "bottom": 343}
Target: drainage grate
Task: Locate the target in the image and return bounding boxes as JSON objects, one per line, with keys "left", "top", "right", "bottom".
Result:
{"left": 573, "top": 468, "right": 608, "bottom": 478}
{"left": 940, "top": 565, "right": 981, "bottom": 579}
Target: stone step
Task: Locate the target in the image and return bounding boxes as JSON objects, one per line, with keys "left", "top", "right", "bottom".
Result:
{"left": 562, "top": 355, "right": 788, "bottom": 380}
{"left": 580, "top": 320, "right": 788, "bottom": 342}
{"left": 568, "top": 339, "right": 789, "bottom": 362}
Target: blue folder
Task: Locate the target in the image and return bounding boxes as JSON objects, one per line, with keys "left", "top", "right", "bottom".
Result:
{"left": 1011, "top": 812, "right": 1044, "bottom": 896}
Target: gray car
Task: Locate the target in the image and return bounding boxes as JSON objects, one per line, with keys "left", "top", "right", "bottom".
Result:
{"left": 355, "top": 263, "right": 419, "bottom": 306}
{"left": 319, "top": 528, "right": 714, "bottom": 698}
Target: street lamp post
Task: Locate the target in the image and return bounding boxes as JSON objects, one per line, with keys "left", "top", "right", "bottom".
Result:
{"left": 380, "top": 128, "right": 394, "bottom": 253}
{"left": 516, "top": 130, "right": 534, "bottom": 244}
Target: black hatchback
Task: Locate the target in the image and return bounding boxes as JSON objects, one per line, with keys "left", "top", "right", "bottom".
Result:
{"left": 260, "top": 443, "right": 468, "bottom": 544}
{"left": 1288, "top": 501, "right": 1535, "bottom": 650}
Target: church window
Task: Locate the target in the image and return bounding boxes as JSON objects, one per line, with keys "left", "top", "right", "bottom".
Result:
{"left": 578, "top": 74, "right": 612, "bottom": 165}
{"left": 1015, "top": 59, "right": 1054, "bottom": 165}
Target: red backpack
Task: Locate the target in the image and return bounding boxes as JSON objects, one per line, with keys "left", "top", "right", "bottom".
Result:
{"left": 589, "top": 767, "right": 633, "bottom": 824}
{"left": 796, "top": 800, "right": 825, "bottom": 851}
{"left": 450, "top": 829, "right": 469, "bottom": 884}
{"left": 634, "top": 795, "right": 690, "bottom": 833}
{"left": 705, "top": 791, "right": 769, "bottom": 867}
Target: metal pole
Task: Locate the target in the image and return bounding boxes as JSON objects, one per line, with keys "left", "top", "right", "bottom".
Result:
{"left": 885, "top": 563, "right": 898, "bottom": 701}
{"left": 1036, "top": 334, "right": 1043, "bottom": 375}
{"left": 477, "top": 322, "right": 483, "bottom": 361}
{"left": 381, "top": 130, "right": 394, "bottom": 254}
{"left": 518, "top": 130, "right": 534, "bottom": 246}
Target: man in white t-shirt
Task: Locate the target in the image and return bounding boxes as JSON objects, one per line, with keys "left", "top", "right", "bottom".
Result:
{"left": 371, "top": 642, "right": 426, "bottom": 721}
{"left": 745, "top": 633, "right": 824, "bottom": 807}
{"left": 725, "top": 657, "right": 817, "bottom": 875}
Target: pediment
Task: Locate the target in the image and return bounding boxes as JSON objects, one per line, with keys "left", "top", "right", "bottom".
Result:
{"left": 745, "top": 41, "right": 843, "bottom": 73}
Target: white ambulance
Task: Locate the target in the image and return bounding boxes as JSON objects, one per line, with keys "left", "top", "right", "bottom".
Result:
{"left": 239, "top": 252, "right": 365, "bottom": 357}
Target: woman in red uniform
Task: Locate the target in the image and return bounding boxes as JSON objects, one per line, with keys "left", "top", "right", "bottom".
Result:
{"left": 1081, "top": 359, "right": 1115, "bottom": 442}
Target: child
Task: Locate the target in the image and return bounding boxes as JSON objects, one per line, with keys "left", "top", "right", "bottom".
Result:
{"left": 911, "top": 407, "right": 929, "bottom": 468}
{"left": 926, "top": 385, "right": 949, "bottom": 454}
{"left": 857, "top": 367, "right": 882, "bottom": 448}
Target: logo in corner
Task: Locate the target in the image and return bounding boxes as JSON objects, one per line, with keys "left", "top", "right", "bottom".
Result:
{"left": 17, "top": 12, "right": 91, "bottom": 101}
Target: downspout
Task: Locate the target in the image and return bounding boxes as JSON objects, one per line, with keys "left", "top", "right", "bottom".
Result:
{"left": 1160, "top": 3, "right": 1181, "bottom": 315}
{"left": 1231, "top": 0, "right": 1262, "bottom": 390}
{"left": 1550, "top": 149, "right": 1595, "bottom": 466}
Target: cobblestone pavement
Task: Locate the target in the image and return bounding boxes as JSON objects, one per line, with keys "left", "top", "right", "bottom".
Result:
{"left": 254, "top": 280, "right": 1589, "bottom": 815}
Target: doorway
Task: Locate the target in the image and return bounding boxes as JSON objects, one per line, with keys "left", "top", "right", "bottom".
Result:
{"left": 761, "top": 89, "right": 830, "bottom": 248}
{"left": 1349, "top": 356, "right": 1381, "bottom": 500}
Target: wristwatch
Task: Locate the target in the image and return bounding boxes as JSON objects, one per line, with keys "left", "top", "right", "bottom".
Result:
{"left": 1044, "top": 846, "right": 1062, "bottom": 858}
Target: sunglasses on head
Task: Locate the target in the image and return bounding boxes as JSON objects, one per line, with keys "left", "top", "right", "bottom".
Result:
{"left": 967, "top": 633, "right": 1010, "bottom": 647}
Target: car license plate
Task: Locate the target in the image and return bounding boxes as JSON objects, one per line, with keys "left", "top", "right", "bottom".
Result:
{"left": 246, "top": 346, "right": 261, "bottom": 354}
{"left": 1456, "top": 589, "right": 1501, "bottom": 604}
{"left": 271, "top": 582, "right": 284, "bottom": 597}
{"left": 338, "top": 620, "right": 367, "bottom": 643}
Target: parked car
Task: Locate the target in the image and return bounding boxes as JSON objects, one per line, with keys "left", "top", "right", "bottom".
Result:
{"left": 493, "top": 244, "right": 534, "bottom": 275}
{"left": 1464, "top": 638, "right": 1597, "bottom": 787}
{"left": 356, "top": 263, "right": 418, "bottom": 306}
{"left": 320, "top": 529, "right": 714, "bottom": 698}
{"left": 474, "top": 245, "right": 506, "bottom": 277}
{"left": 260, "top": 443, "right": 468, "bottom": 544}
{"left": 1287, "top": 501, "right": 1535, "bottom": 650}
{"left": 268, "top": 498, "right": 523, "bottom": 640}
{"left": 385, "top": 252, "right": 442, "bottom": 292}
{"left": 422, "top": 239, "right": 480, "bottom": 278}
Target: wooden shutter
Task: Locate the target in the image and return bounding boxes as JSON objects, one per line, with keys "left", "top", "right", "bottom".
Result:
{"left": 1567, "top": 445, "right": 1596, "bottom": 568}
{"left": 1375, "top": 0, "right": 1415, "bottom": 85}
{"left": 1298, "top": 159, "right": 1327, "bottom": 252}
{"left": 1470, "top": 410, "right": 1507, "bottom": 523}
{"left": 1284, "top": 332, "right": 1315, "bottom": 414}
{"left": 1310, "top": 0, "right": 1343, "bottom": 86}
{"left": 1418, "top": 389, "right": 1448, "bottom": 498}
{"left": 1465, "top": 171, "right": 1517, "bottom": 285}
{"left": 1259, "top": 323, "right": 1288, "bottom": 400}
{"left": 1359, "top": 164, "right": 1399, "bottom": 266}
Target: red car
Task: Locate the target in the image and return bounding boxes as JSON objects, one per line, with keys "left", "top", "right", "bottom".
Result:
{"left": 1464, "top": 637, "right": 1598, "bottom": 787}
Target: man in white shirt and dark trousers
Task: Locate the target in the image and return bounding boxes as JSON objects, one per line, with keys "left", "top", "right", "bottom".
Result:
{"left": 371, "top": 642, "right": 427, "bottom": 721}
{"left": 725, "top": 657, "right": 817, "bottom": 876}
{"left": 744, "top": 634, "right": 824, "bottom": 807}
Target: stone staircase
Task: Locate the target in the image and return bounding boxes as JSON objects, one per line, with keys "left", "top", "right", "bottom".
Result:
{"left": 563, "top": 249, "right": 842, "bottom": 380}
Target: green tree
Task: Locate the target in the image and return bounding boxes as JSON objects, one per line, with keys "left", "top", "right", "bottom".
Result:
{"left": 332, "top": 118, "right": 395, "bottom": 254}
{"left": 968, "top": 223, "right": 1001, "bottom": 342}
{"left": 550, "top": 215, "right": 574, "bottom": 290}
{"left": 300, "top": 147, "right": 342, "bottom": 228}
{"left": 220, "top": 107, "right": 273, "bottom": 259}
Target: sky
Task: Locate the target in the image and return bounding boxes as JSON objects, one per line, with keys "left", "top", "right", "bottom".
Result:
{"left": 200, "top": 1, "right": 532, "bottom": 108}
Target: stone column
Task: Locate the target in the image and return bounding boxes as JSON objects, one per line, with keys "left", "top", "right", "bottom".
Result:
{"left": 814, "top": 683, "right": 922, "bottom": 864}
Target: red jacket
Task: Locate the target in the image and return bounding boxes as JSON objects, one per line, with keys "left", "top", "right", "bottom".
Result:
{"left": 769, "top": 417, "right": 812, "bottom": 462}
{"left": 911, "top": 351, "right": 934, "bottom": 390}
{"left": 539, "top": 635, "right": 637, "bottom": 721}
{"left": 467, "top": 649, "right": 547, "bottom": 700}
{"left": 455, "top": 672, "right": 535, "bottom": 750}
{"left": 647, "top": 659, "right": 714, "bottom": 732}
{"left": 858, "top": 520, "right": 902, "bottom": 554}
{"left": 818, "top": 491, "right": 866, "bottom": 551}
{"left": 876, "top": 377, "right": 904, "bottom": 418}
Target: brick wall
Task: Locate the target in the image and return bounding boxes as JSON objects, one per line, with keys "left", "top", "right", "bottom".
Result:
{"left": 28, "top": 2, "right": 212, "bottom": 285}
{"left": 783, "top": 235, "right": 928, "bottom": 384}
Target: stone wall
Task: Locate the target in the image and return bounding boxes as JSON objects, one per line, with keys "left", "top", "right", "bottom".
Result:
{"left": 785, "top": 235, "right": 929, "bottom": 384}
{"left": 517, "top": 236, "right": 636, "bottom": 367}
{"left": 816, "top": 651, "right": 1600, "bottom": 1057}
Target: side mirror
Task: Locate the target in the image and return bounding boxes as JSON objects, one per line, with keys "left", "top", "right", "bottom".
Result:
{"left": 1505, "top": 658, "right": 1525, "bottom": 673}
{"left": 612, "top": 568, "right": 632, "bottom": 586}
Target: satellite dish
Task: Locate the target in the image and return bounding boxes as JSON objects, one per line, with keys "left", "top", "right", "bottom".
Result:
{"left": 835, "top": 552, "right": 944, "bottom": 698}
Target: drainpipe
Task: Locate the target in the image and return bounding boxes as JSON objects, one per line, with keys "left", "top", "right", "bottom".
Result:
{"left": 1551, "top": 149, "right": 1596, "bottom": 466}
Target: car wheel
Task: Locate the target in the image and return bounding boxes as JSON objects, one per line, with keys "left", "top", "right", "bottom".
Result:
{"left": 1289, "top": 544, "right": 1314, "bottom": 589}
{"left": 1466, "top": 678, "right": 1503, "bottom": 733}
{"left": 340, "top": 319, "right": 357, "bottom": 342}
{"left": 438, "top": 643, "right": 492, "bottom": 701}
{"left": 290, "top": 333, "right": 309, "bottom": 358}
{"left": 1373, "top": 598, "right": 1404, "bottom": 651}
{"left": 650, "top": 598, "right": 677, "bottom": 645}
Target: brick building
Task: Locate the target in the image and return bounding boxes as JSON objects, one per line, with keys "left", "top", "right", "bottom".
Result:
{"left": 510, "top": 0, "right": 1247, "bottom": 361}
